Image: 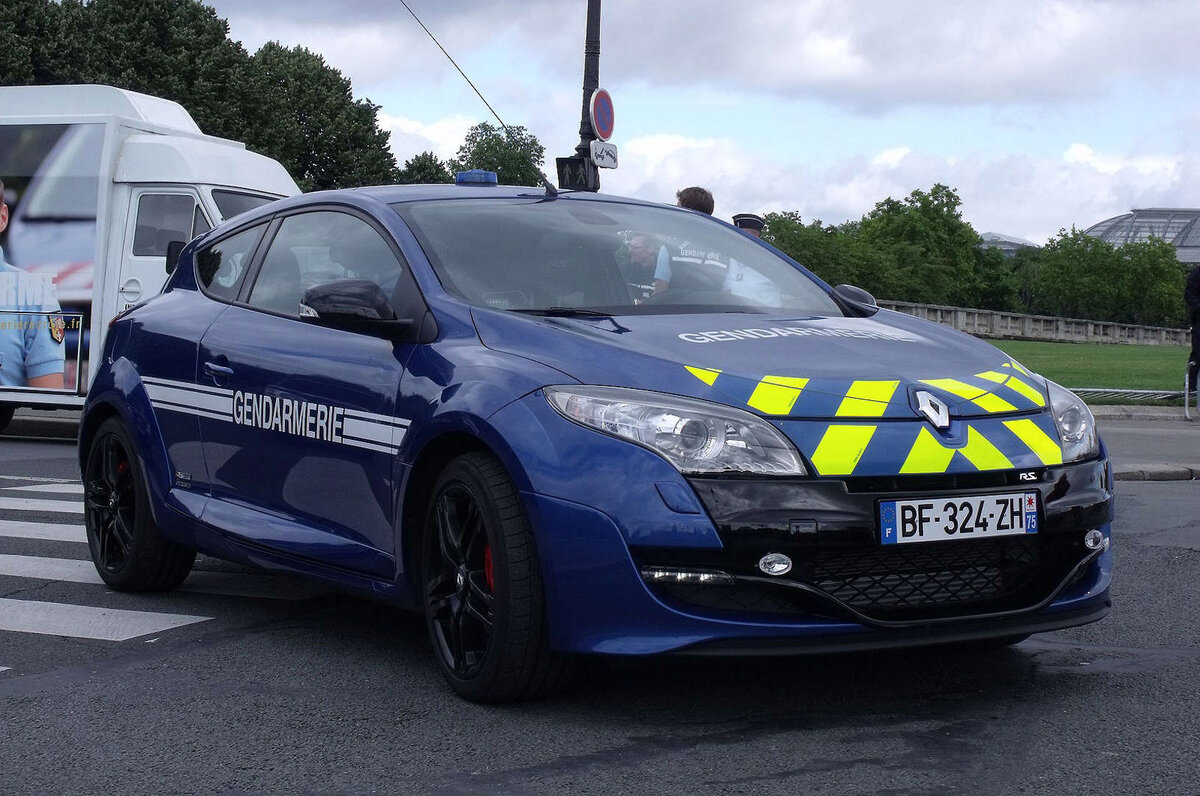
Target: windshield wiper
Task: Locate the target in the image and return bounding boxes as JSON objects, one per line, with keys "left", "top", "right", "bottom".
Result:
{"left": 513, "top": 307, "right": 614, "bottom": 318}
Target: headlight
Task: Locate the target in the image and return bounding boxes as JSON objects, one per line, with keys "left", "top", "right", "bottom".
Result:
{"left": 1046, "top": 380, "right": 1099, "bottom": 462}
{"left": 544, "top": 386, "right": 807, "bottom": 475}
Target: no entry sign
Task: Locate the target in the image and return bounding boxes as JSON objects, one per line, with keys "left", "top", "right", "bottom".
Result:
{"left": 589, "top": 88, "right": 614, "bottom": 142}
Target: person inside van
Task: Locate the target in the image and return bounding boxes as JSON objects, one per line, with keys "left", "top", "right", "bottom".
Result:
{"left": 0, "top": 177, "right": 65, "bottom": 388}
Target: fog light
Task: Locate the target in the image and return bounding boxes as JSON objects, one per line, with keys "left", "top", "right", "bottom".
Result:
{"left": 758, "top": 553, "right": 792, "bottom": 576}
{"left": 1084, "top": 529, "right": 1106, "bottom": 550}
{"left": 640, "top": 567, "right": 736, "bottom": 585}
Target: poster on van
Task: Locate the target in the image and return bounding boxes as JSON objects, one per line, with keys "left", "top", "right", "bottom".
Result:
{"left": 0, "top": 123, "right": 102, "bottom": 393}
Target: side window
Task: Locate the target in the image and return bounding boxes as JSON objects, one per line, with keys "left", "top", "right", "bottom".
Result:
{"left": 192, "top": 205, "right": 212, "bottom": 237}
{"left": 195, "top": 224, "right": 266, "bottom": 302}
{"left": 132, "top": 194, "right": 196, "bottom": 256}
{"left": 248, "top": 211, "right": 405, "bottom": 317}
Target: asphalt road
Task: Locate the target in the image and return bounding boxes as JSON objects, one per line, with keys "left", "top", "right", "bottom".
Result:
{"left": 0, "top": 434, "right": 1197, "bottom": 794}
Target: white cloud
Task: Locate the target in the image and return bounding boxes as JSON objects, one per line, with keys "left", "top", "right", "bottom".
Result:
{"left": 381, "top": 114, "right": 477, "bottom": 162}
{"left": 871, "top": 147, "right": 911, "bottom": 168}
{"left": 1063, "top": 143, "right": 1178, "bottom": 178}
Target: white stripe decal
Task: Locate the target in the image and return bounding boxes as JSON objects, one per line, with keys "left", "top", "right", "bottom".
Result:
{"left": 145, "top": 385, "right": 234, "bottom": 415}
{"left": 0, "top": 497, "right": 83, "bottom": 515}
{"left": 0, "top": 597, "right": 211, "bottom": 641}
{"left": 141, "top": 376, "right": 410, "bottom": 455}
{"left": 344, "top": 409, "right": 410, "bottom": 428}
{"left": 150, "top": 402, "right": 233, "bottom": 423}
{"left": 0, "top": 520, "right": 84, "bottom": 543}
{"left": 142, "top": 377, "right": 233, "bottom": 397}
{"left": 2, "top": 483, "right": 84, "bottom": 495}
{"left": 342, "top": 417, "right": 397, "bottom": 446}
{"left": 342, "top": 438, "right": 399, "bottom": 455}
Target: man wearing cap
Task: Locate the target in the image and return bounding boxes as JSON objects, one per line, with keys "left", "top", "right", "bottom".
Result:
{"left": 733, "top": 213, "right": 766, "bottom": 238}
{"left": 0, "top": 177, "right": 66, "bottom": 388}
{"left": 724, "top": 212, "right": 779, "bottom": 306}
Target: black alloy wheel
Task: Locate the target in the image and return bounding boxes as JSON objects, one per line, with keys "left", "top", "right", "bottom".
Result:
{"left": 426, "top": 481, "right": 497, "bottom": 679}
{"left": 421, "top": 453, "right": 575, "bottom": 703}
{"left": 85, "top": 430, "right": 137, "bottom": 574}
{"left": 83, "top": 417, "right": 195, "bottom": 591}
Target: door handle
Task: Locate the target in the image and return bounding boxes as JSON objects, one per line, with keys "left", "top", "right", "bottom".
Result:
{"left": 203, "top": 361, "right": 234, "bottom": 380}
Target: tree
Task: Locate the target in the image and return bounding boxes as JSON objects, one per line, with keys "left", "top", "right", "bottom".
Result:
{"left": 398, "top": 151, "right": 453, "bottom": 184}
{"left": 246, "top": 42, "right": 399, "bottom": 191}
{"left": 858, "top": 184, "right": 982, "bottom": 306}
{"left": 449, "top": 122, "right": 545, "bottom": 187}
{"left": 0, "top": 0, "right": 401, "bottom": 191}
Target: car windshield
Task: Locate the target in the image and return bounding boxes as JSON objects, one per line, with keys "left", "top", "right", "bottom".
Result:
{"left": 392, "top": 198, "right": 843, "bottom": 316}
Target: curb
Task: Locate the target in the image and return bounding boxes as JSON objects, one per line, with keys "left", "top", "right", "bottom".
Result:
{"left": 1089, "top": 405, "right": 1192, "bottom": 421}
{"left": 1113, "top": 463, "right": 1200, "bottom": 482}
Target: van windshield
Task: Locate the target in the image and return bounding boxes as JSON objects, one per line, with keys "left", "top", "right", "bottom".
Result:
{"left": 392, "top": 198, "right": 843, "bottom": 316}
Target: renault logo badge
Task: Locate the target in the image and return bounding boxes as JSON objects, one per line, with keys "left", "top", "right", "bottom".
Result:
{"left": 915, "top": 391, "right": 951, "bottom": 429}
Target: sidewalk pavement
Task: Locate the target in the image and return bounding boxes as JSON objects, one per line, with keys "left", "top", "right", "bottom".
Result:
{"left": 3, "top": 408, "right": 1197, "bottom": 481}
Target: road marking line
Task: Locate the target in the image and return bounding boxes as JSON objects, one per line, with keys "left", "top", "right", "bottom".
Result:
{"left": 0, "top": 475, "right": 76, "bottom": 484}
{"left": 0, "top": 667, "right": 10, "bottom": 673}
{"left": 0, "top": 554, "right": 325, "bottom": 601}
{"left": 0, "top": 520, "right": 85, "bottom": 543}
{"left": 0, "top": 497, "right": 83, "bottom": 514}
{"left": 0, "top": 597, "right": 211, "bottom": 641}
{"left": 2, "top": 483, "right": 84, "bottom": 495}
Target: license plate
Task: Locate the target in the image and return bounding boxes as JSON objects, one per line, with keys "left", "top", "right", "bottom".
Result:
{"left": 879, "top": 492, "right": 1039, "bottom": 545}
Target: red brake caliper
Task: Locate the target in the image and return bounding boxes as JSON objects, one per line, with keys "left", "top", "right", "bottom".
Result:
{"left": 483, "top": 545, "right": 494, "bottom": 591}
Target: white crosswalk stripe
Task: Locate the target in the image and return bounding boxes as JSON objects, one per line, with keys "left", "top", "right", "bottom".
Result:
{"left": 0, "top": 667, "right": 10, "bottom": 673}
{"left": 0, "top": 553, "right": 325, "bottom": 601}
{"left": 2, "top": 483, "right": 84, "bottom": 495}
{"left": 0, "top": 498, "right": 330, "bottom": 643}
{"left": 0, "top": 496, "right": 83, "bottom": 514}
{"left": 0, "top": 598, "right": 211, "bottom": 641}
{"left": 0, "top": 520, "right": 85, "bottom": 543}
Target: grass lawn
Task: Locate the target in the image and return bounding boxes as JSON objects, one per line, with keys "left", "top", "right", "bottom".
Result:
{"left": 984, "top": 339, "right": 1190, "bottom": 390}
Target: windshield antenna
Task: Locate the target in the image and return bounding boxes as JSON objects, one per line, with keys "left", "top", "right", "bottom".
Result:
{"left": 398, "top": 0, "right": 558, "bottom": 197}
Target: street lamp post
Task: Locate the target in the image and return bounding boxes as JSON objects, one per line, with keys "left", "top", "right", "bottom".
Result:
{"left": 556, "top": 0, "right": 602, "bottom": 192}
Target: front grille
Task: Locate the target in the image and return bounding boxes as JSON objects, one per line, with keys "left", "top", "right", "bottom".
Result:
{"left": 640, "top": 533, "right": 1087, "bottom": 624}
{"left": 803, "top": 535, "right": 1074, "bottom": 620}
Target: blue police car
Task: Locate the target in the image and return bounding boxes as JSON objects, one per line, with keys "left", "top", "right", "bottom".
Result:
{"left": 79, "top": 173, "right": 1112, "bottom": 702}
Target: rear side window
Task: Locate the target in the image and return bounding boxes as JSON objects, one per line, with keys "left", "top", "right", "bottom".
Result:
{"left": 195, "top": 224, "right": 266, "bottom": 301}
{"left": 213, "top": 190, "right": 274, "bottom": 220}
{"left": 132, "top": 194, "right": 197, "bottom": 256}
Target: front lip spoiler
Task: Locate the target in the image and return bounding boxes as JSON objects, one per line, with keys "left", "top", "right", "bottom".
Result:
{"left": 718, "top": 537, "right": 1109, "bottom": 631}
{"left": 672, "top": 600, "right": 1112, "bottom": 657}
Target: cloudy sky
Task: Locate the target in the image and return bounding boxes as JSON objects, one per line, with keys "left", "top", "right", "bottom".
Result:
{"left": 206, "top": 0, "right": 1200, "bottom": 244}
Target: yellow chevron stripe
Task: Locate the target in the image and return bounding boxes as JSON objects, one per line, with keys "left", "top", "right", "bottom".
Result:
{"left": 810, "top": 424, "right": 877, "bottom": 475}
{"left": 685, "top": 366, "right": 722, "bottom": 386}
{"left": 835, "top": 380, "right": 900, "bottom": 417}
{"left": 920, "top": 377, "right": 1017, "bottom": 414}
{"left": 1001, "top": 374, "right": 1046, "bottom": 406}
{"left": 900, "top": 426, "right": 1013, "bottom": 474}
{"left": 1004, "top": 419, "right": 1063, "bottom": 465}
{"left": 900, "top": 427, "right": 957, "bottom": 474}
{"left": 958, "top": 427, "right": 1013, "bottom": 470}
{"left": 748, "top": 376, "right": 809, "bottom": 415}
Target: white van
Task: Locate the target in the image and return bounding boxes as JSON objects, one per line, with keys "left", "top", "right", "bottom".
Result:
{"left": 0, "top": 85, "right": 300, "bottom": 431}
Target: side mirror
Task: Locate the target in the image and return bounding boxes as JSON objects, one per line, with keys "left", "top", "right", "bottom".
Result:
{"left": 832, "top": 283, "right": 879, "bottom": 316}
{"left": 299, "top": 279, "right": 413, "bottom": 339}
{"left": 165, "top": 240, "right": 186, "bottom": 274}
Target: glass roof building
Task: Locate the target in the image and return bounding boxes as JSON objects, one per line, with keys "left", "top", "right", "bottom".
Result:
{"left": 1084, "top": 208, "right": 1200, "bottom": 263}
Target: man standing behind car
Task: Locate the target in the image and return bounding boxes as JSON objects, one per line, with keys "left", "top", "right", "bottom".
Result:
{"left": 0, "top": 177, "right": 65, "bottom": 388}
{"left": 1186, "top": 262, "right": 1200, "bottom": 392}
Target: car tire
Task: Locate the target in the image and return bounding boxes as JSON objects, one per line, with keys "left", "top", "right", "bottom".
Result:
{"left": 83, "top": 416, "right": 195, "bottom": 591}
{"left": 0, "top": 404, "right": 14, "bottom": 435}
{"left": 421, "top": 452, "right": 575, "bottom": 703}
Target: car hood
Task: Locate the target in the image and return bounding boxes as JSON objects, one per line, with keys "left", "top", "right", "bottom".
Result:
{"left": 471, "top": 307, "right": 1050, "bottom": 421}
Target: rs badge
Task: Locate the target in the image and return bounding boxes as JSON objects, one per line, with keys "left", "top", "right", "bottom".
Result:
{"left": 915, "top": 390, "right": 950, "bottom": 429}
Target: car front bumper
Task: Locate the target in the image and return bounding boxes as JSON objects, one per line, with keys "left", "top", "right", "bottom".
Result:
{"left": 526, "top": 459, "right": 1112, "bottom": 656}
